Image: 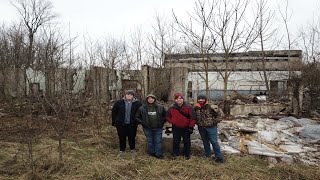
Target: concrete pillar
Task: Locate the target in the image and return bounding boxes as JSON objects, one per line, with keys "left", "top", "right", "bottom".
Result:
{"left": 298, "top": 83, "right": 304, "bottom": 115}
{"left": 169, "top": 67, "right": 189, "bottom": 101}
{"left": 141, "top": 65, "right": 149, "bottom": 98}
{"left": 85, "top": 67, "right": 109, "bottom": 103}
{"left": 1, "top": 67, "right": 25, "bottom": 98}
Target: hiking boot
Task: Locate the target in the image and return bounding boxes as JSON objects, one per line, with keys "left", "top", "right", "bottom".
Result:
{"left": 214, "top": 158, "right": 224, "bottom": 163}
{"left": 172, "top": 155, "right": 178, "bottom": 160}
{"left": 131, "top": 149, "right": 137, "bottom": 157}
{"left": 155, "top": 155, "right": 164, "bottom": 159}
{"left": 117, "top": 151, "right": 124, "bottom": 158}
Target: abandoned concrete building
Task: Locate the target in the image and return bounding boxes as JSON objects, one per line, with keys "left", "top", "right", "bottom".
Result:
{"left": 0, "top": 50, "right": 303, "bottom": 115}
{"left": 164, "top": 50, "right": 303, "bottom": 114}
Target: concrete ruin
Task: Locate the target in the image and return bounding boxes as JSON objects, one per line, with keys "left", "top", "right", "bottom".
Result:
{"left": 164, "top": 50, "right": 303, "bottom": 100}
{"left": 0, "top": 67, "right": 142, "bottom": 102}
{"left": 0, "top": 50, "right": 304, "bottom": 116}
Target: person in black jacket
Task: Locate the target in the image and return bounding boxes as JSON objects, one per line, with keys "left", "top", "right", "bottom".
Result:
{"left": 112, "top": 90, "right": 142, "bottom": 157}
{"left": 136, "top": 94, "right": 166, "bottom": 159}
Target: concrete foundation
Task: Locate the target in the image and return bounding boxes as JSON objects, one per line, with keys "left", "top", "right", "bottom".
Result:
{"left": 230, "top": 103, "right": 287, "bottom": 116}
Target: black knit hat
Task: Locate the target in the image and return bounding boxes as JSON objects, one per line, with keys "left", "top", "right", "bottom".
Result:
{"left": 197, "top": 94, "right": 207, "bottom": 101}
{"left": 126, "top": 90, "right": 135, "bottom": 96}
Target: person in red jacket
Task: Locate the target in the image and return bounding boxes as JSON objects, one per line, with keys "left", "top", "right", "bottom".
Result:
{"left": 166, "top": 92, "right": 196, "bottom": 159}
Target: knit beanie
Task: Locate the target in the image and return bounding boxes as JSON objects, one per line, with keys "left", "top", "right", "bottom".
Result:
{"left": 174, "top": 92, "right": 184, "bottom": 100}
{"left": 197, "top": 94, "right": 207, "bottom": 101}
{"left": 126, "top": 90, "right": 135, "bottom": 96}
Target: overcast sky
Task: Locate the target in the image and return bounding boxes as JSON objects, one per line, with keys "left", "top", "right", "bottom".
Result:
{"left": 0, "top": 0, "right": 320, "bottom": 41}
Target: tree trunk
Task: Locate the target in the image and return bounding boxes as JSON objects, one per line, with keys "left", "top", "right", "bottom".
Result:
{"left": 27, "top": 138, "right": 35, "bottom": 174}
{"left": 58, "top": 136, "right": 63, "bottom": 161}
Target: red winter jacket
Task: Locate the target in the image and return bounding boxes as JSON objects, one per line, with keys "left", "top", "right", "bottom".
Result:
{"left": 166, "top": 102, "right": 196, "bottom": 128}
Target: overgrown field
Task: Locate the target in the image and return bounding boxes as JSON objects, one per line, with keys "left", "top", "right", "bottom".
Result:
{"left": 0, "top": 116, "right": 319, "bottom": 180}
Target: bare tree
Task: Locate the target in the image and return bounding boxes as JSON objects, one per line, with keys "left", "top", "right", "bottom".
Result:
{"left": 255, "top": 0, "right": 277, "bottom": 94}
{"left": 278, "top": 0, "right": 292, "bottom": 52}
{"left": 149, "top": 12, "right": 180, "bottom": 67}
{"left": 297, "top": 17, "right": 320, "bottom": 114}
{"left": 40, "top": 37, "right": 78, "bottom": 162}
{"left": 210, "top": 0, "right": 258, "bottom": 102}
{"left": 0, "top": 23, "right": 31, "bottom": 99}
{"left": 12, "top": 0, "right": 56, "bottom": 69}
{"left": 300, "top": 21, "right": 320, "bottom": 63}
{"left": 129, "top": 26, "right": 146, "bottom": 70}
{"left": 173, "top": 0, "right": 218, "bottom": 96}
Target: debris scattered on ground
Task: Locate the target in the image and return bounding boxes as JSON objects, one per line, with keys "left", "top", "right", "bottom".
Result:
{"left": 191, "top": 116, "right": 320, "bottom": 165}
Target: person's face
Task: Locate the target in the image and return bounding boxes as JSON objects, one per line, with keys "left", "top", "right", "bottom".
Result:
{"left": 197, "top": 98, "right": 206, "bottom": 105}
{"left": 147, "top": 97, "right": 155, "bottom": 104}
{"left": 175, "top": 97, "right": 184, "bottom": 106}
{"left": 125, "top": 93, "right": 134, "bottom": 101}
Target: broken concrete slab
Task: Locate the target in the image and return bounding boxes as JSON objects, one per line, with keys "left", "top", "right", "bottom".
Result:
{"left": 220, "top": 143, "right": 241, "bottom": 154}
{"left": 255, "top": 131, "right": 281, "bottom": 145}
{"left": 239, "top": 127, "right": 258, "bottom": 133}
{"left": 230, "top": 103, "right": 287, "bottom": 116}
{"left": 245, "top": 140, "right": 288, "bottom": 157}
{"left": 279, "top": 143, "right": 304, "bottom": 153}
{"left": 300, "top": 124, "right": 320, "bottom": 141}
{"left": 188, "top": 115, "right": 320, "bottom": 165}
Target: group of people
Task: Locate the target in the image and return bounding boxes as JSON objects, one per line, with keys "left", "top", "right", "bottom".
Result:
{"left": 111, "top": 90, "right": 224, "bottom": 163}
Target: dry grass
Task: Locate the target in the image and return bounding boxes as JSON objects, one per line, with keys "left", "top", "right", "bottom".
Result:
{"left": 0, "top": 120, "right": 319, "bottom": 180}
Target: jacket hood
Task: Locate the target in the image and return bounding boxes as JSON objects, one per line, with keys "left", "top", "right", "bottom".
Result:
{"left": 146, "top": 94, "right": 157, "bottom": 100}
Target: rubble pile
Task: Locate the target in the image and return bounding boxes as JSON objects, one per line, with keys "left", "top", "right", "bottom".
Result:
{"left": 192, "top": 116, "right": 320, "bottom": 165}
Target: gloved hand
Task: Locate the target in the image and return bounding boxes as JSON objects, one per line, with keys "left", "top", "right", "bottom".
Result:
{"left": 187, "top": 127, "right": 194, "bottom": 134}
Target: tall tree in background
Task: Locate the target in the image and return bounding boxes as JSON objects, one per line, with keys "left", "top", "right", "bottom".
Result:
{"left": 255, "top": 0, "right": 277, "bottom": 94}
{"left": 0, "top": 24, "right": 27, "bottom": 97}
{"left": 211, "top": 0, "right": 258, "bottom": 101}
{"left": 173, "top": 0, "right": 218, "bottom": 96}
{"left": 298, "top": 17, "right": 320, "bottom": 114}
{"left": 149, "top": 13, "right": 180, "bottom": 67}
{"left": 129, "top": 27, "right": 146, "bottom": 70}
{"left": 12, "top": 0, "right": 56, "bottom": 69}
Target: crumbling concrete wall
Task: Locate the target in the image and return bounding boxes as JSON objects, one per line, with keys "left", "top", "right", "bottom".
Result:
{"left": 165, "top": 50, "right": 303, "bottom": 112}
{"left": 142, "top": 65, "right": 171, "bottom": 101}
{"left": 85, "top": 66, "right": 111, "bottom": 103}
{"left": 26, "top": 68, "right": 46, "bottom": 95}
{"left": 230, "top": 103, "right": 287, "bottom": 116}
{"left": 0, "top": 66, "right": 139, "bottom": 103}
{"left": 168, "top": 67, "right": 189, "bottom": 101}
{"left": 0, "top": 67, "right": 25, "bottom": 98}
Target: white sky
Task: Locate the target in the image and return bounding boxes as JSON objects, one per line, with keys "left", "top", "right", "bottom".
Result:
{"left": 0, "top": 0, "right": 320, "bottom": 42}
{"left": 0, "top": 0, "right": 192, "bottom": 38}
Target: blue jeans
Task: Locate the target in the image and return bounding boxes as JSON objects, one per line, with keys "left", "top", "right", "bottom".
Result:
{"left": 198, "top": 126, "right": 222, "bottom": 159}
{"left": 172, "top": 126, "right": 191, "bottom": 158}
{"left": 143, "top": 127, "right": 163, "bottom": 156}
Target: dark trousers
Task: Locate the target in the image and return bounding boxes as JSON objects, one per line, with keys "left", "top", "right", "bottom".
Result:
{"left": 172, "top": 126, "right": 191, "bottom": 157}
{"left": 116, "top": 124, "right": 137, "bottom": 151}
